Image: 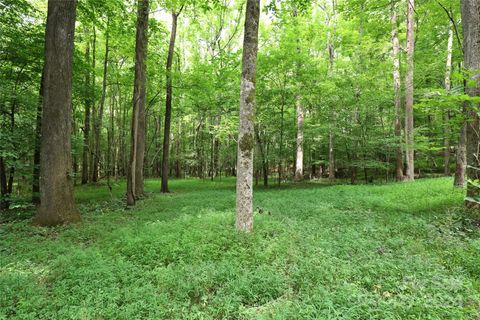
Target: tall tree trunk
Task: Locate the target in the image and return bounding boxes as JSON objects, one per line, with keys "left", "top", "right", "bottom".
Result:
{"left": 81, "top": 38, "right": 91, "bottom": 184}
{"left": 327, "top": 0, "right": 336, "bottom": 181}
{"left": 92, "top": 23, "right": 109, "bottom": 183}
{"left": 89, "top": 27, "right": 97, "bottom": 181}
{"left": 32, "top": 69, "right": 44, "bottom": 204}
{"left": 161, "top": 10, "right": 181, "bottom": 193}
{"left": 236, "top": 0, "right": 260, "bottom": 232}
{"left": 404, "top": 0, "right": 415, "bottom": 181}
{"left": 33, "top": 0, "right": 80, "bottom": 226}
{"left": 391, "top": 0, "right": 404, "bottom": 181}
{"left": 295, "top": 95, "right": 304, "bottom": 181}
{"left": 443, "top": 26, "right": 454, "bottom": 176}
{"left": 293, "top": 7, "right": 304, "bottom": 182}
{"left": 462, "top": 0, "right": 480, "bottom": 207}
{"left": 127, "top": 0, "right": 149, "bottom": 206}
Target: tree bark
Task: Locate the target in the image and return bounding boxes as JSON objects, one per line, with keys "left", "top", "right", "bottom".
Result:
{"left": 404, "top": 0, "right": 415, "bottom": 181}
{"left": 295, "top": 95, "right": 304, "bottom": 181}
{"left": 443, "top": 27, "right": 454, "bottom": 176}
{"left": 236, "top": 0, "right": 260, "bottom": 232}
{"left": 293, "top": 7, "right": 304, "bottom": 182}
{"left": 33, "top": 0, "right": 80, "bottom": 226}
{"left": 127, "top": 0, "right": 149, "bottom": 206}
{"left": 391, "top": 0, "right": 404, "bottom": 181}
{"left": 161, "top": 10, "right": 181, "bottom": 193}
{"left": 461, "top": 0, "right": 480, "bottom": 207}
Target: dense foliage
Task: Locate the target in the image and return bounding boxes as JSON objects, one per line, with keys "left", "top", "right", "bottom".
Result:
{"left": 0, "top": 0, "right": 464, "bottom": 209}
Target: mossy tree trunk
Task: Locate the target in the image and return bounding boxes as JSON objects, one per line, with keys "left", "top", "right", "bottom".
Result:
{"left": 236, "top": 0, "right": 260, "bottom": 232}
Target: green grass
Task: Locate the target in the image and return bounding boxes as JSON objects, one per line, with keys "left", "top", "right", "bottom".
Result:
{"left": 1, "top": 178, "right": 480, "bottom": 319}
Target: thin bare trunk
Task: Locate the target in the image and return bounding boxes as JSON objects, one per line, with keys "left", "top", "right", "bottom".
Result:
{"left": 127, "top": 0, "right": 149, "bottom": 206}
{"left": 236, "top": 0, "right": 260, "bottom": 232}
{"left": 295, "top": 95, "right": 304, "bottom": 181}
{"left": 92, "top": 23, "right": 109, "bottom": 183}
{"left": 327, "top": 0, "right": 336, "bottom": 181}
{"left": 161, "top": 10, "right": 181, "bottom": 193}
{"left": 82, "top": 39, "right": 91, "bottom": 185}
{"left": 404, "top": 0, "right": 415, "bottom": 181}
{"left": 444, "top": 27, "right": 454, "bottom": 176}
{"left": 391, "top": 0, "right": 404, "bottom": 181}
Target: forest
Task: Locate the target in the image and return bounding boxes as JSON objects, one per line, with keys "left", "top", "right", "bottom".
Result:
{"left": 1, "top": 0, "right": 480, "bottom": 318}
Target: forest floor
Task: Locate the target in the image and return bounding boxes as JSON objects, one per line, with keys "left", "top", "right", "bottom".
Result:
{"left": 1, "top": 178, "right": 480, "bottom": 319}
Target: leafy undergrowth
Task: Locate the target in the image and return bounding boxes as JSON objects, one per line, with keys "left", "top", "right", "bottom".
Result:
{"left": 1, "top": 178, "right": 479, "bottom": 319}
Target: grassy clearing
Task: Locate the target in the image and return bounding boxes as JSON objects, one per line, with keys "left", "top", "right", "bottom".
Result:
{"left": 1, "top": 178, "right": 479, "bottom": 319}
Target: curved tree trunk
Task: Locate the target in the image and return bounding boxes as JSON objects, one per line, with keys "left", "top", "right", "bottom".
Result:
{"left": 34, "top": 0, "right": 80, "bottom": 226}
{"left": 236, "top": 0, "right": 260, "bottom": 232}
{"left": 127, "top": 0, "right": 149, "bottom": 206}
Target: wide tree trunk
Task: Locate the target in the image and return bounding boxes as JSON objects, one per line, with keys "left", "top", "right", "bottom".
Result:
{"left": 391, "top": 0, "right": 404, "bottom": 181}
{"left": 127, "top": 0, "right": 149, "bottom": 206}
{"left": 33, "top": 0, "right": 80, "bottom": 226}
{"left": 443, "top": 27, "right": 454, "bottom": 176}
{"left": 236, "top": 0, "right": 260, "bottom": 232}
{"left": 462, "top": 0, "right": 480, "bottom": 207}
{"left": 404, "top": 0, "right": 415, "bottom": 181}
{"left": 161, "top": 10, "right": 181, "bottom": 193}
